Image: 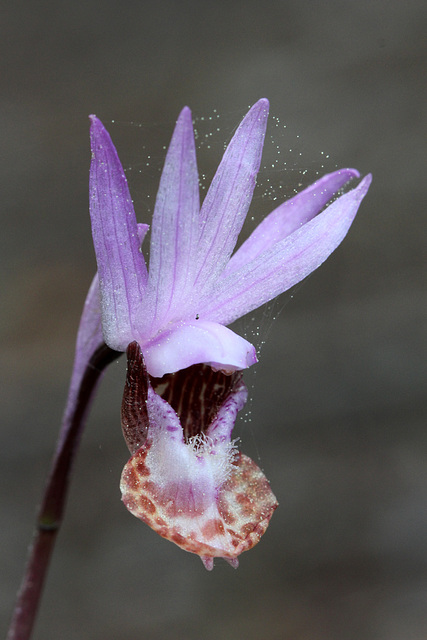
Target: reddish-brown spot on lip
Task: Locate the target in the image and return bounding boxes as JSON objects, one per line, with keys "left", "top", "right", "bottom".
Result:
{"left": 138, "top": 495, "right": 156, "bottom": 515}
{"left": 136, "top": 458, "right": 150, "bottom": 476}
{"left": 201, "top": 518, "right": 225, "bottom": 540}
{"left": 240, "top": 522, "right": 255, "bottom": 536}
{"left": 217, "top": 497, "right": 236, "bottom": 525}
{"left": 171, "top": 532, "right": 186, "bottom": 545}
{"left": 123, "top": 467, "right": 141, "bottom": 491}
{"left": 141, "top": 480, "right": 157, "bottom": 496}
{"left": 236, "top": 493, "right": 252, "bottom": 506}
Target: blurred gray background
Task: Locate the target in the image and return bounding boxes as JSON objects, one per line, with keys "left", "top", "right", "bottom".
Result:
{"left": 1, "top": 1, "right": 426, "bottom": 639}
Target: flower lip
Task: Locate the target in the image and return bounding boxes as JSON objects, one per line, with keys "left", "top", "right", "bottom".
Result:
{"left": 120, "top": 342, "right": 278, "bottom": 567}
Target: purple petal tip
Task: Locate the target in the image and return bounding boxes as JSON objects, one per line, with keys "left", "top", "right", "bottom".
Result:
{"left": 358, "top": 172, "right": 373, "bottom": 193}
{"left": 343, "top": 167, "right": 360, "bottom": 180}
{"left": 89, "top": 115, "right": 108, "bottom": 146}
{"left": 250, "top": 98, "right": 270, "bottom": 118}
{"left": 89, "top": 114, "right": 102, "bottom": 129}
{"left": 177, "top": 105, "right": 192, "bottom": 123}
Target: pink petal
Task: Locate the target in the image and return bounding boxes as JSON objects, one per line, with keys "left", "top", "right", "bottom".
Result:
{"left": 194, "top": 99, "right": 269, "bottom": 293}
{"left": 202, "top": 174, "right": 372, "bottom": 326}
{"left": 140, "top": 319, "right": 258, "bottom": 378}
{"left": 143, "top": 107, "right": 200, "bottom": 334}
{"left": 225, "top": 168, "right": 360, "bottom": 274}
{"left": 89, "top": 116, "right": 148, "bottom": 351}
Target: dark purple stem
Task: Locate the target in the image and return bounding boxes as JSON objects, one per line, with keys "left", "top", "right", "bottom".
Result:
{"left": 7, "top": 344, "right": 121, "bottom": 640}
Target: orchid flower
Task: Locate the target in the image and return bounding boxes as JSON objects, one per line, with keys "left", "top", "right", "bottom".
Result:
{"left": 89, "top": 99, "right": 372, "bottom": 379}
{"left": 87, "top": 100, "right": 371, "bottom": 568}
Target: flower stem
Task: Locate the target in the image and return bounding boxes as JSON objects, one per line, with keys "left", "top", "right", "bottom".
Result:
{"left": 7, "top": 344, "right": 121, "bottom": 640}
